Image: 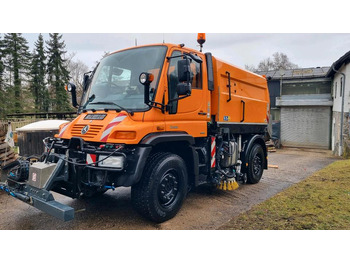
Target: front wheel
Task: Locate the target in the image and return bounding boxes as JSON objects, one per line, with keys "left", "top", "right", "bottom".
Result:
{"left": 131, "top": 152, "right": 188, "bottom": 223}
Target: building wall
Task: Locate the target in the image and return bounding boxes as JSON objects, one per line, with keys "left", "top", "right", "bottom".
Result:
{"left": 331, "top": 63, "right": 350, "bottom": 156}
{"left": 332, "top": 64, "right": 350, "bottom": 113}
{"left": 332, "top": 111, "right": 350, "bottom": 155}
{"left": 268, "top": 80, "right": 280, "bottom": 108}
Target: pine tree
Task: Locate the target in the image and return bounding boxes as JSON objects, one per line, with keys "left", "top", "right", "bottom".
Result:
{"left": 2, "top": 33, "right": 31, "bottom": 114}
{"left": 0, "top": 34, "right": 5, "bottom": 117}
{"left": 46, "top": 33, "right": 71, "bottom": 112}
{"left": 30, "top": 34, "right": 49, "bottom": 112}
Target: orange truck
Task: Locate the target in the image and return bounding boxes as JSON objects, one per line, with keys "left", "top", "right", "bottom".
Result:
{"left": 0, "top": 34, "right": 270, "bottom": 222}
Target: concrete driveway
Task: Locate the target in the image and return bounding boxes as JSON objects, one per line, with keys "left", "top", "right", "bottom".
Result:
{"left": 0, "top": 148, "right": 338, "bottom": 230}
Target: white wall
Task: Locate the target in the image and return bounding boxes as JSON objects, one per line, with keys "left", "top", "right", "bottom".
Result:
{"left": 332, "top": 63, "right": 350, "bottom": 156}
{"left": 332, "top": 63, "right": 350, "bottom": 113}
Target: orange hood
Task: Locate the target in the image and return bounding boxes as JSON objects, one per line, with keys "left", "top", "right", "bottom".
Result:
{"left": 56, "top": 111, "right": 156, "bottom": 144}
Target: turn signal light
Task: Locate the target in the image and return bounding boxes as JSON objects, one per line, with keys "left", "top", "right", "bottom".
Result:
{"left": 114, "top": 131, "right": 136, "bottom": 140}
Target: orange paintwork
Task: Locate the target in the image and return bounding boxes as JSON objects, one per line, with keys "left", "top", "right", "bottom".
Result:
{"left": 57, "top": 43, "right": 269, "bottom": 144}
{"left": 211, "top": 57, "right": 270, "bottom": 124}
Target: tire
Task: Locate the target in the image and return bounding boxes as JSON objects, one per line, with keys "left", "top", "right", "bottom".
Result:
{"left": 131, "top": 152, "right": 188, "bottom": 223}
{"left": 247, "top": 143, "right": 265, "bottom": 184}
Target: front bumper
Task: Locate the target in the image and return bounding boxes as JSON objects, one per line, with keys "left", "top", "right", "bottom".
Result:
{"left": 0, "top": 179, "right": 74, "bottom": 221}
{"left": 0, "top": 138, "right": 152, "bottom": 222}
{"left": 53, "top": 137, "right": 152, "bottom": 187}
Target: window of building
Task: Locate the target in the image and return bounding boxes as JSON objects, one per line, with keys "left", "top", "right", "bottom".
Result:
{"left": 340, "top": 77, "right": 343, "bottom": 97}
{"left": 270, "top": 108, "right": 281, "bottom": 121}
{"left": 335, "top": 82, "right": 337, "bottom": 98}
{"left": 282, "top": 80, "right": 331, "bottom": 95}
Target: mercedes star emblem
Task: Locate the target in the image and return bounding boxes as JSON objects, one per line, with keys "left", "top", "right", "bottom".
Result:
{"left": 81, "top": 125, "right": 90, "bottom": 135}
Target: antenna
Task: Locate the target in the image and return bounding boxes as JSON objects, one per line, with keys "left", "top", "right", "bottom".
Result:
{"left": 162, "top": 33, "right": 165, "bottom": 43}
{"left": 135, "top": 38, "right": 138, "bottom": 46}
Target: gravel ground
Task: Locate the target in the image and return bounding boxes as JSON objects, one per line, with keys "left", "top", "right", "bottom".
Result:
{"left": 0, "top": 148, "right": 339, "bottom": 230}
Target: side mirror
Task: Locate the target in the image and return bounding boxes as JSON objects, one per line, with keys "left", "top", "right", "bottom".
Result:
{"left": 177, "top": 58, "right": 191, "bottom": 82}
{"left": 176, "top": 58, "right": 192, "bottom": 98}
{"left": 177, "top": 83, "right": 191, "bottom": 96}
{"left": 65, "top": 82, "right": 78, "bottom": 108}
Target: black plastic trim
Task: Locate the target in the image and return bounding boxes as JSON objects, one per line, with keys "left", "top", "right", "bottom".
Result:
{"left": 140, "top": 132, "right": 195, "bottom": 146}
{"left": 205, "top": 52, "right": 214, "bottom": 91}
{"left": 217, "top": 123, "right": 267, "bottom": 134}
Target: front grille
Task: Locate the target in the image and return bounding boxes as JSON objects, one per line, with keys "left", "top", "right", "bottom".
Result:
{"left": 71, "top": 124, "right": 104, "bottom": 139}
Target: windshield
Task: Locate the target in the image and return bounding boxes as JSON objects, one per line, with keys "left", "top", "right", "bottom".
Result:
{"left": 82, "top": 46, "right": 167, "bottom": 111}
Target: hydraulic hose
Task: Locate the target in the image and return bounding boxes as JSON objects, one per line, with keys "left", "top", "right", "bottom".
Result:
{"left": 54, "top": 147, "right": 124, "bottom": 167}
{"left": 43, "top": 137, "right": 124, "bottom": 167}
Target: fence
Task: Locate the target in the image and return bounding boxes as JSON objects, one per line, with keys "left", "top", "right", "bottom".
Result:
{"left": 1, "top": 111, "right": 76, "bottom": 132}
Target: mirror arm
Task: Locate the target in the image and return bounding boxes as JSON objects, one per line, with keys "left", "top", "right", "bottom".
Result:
{"left": 166, "top": 52, "right": 202, "bottom": 63}
{"left": 167, "top": 94, "right": 191, "bottom": 104}
{"left": 71, "top": 91, "right": 79, "bottom": 108}
{"left": 147, "top": 101, "right": 166, "bottom": 113}
{"left": 144, "top": 83, "right": 150, "bottom": 105}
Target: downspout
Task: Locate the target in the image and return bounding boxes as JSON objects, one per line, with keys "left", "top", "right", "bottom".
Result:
{"left": 332, "top": 66, "right": 346, "bottom": 156}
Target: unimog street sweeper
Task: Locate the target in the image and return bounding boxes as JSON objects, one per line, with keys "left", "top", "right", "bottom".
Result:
{"left": 0, "top": 34, "right": 270, "bottom": 222}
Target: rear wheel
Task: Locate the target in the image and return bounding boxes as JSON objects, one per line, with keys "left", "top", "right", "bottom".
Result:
{"left": 131, "top": 152, "right": 188, "bottom": 223}
{"left": 247, "top": 144, "right": 265, "bottom": 184}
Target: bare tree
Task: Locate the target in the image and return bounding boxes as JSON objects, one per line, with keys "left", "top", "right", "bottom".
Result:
{"left": 94, "top": 51, "right": 110, "bottom": 67}
{"left": 246, "top": 52, "right": 299, "bottom": 72}
{"left": 244, "top": 64, "right": 257, "bottom": 72}
{"left": 66, "top": 52, "right": 89, "bottom": 103}
{"left": 257, "top": 57, "right": 275, "bottom": 71}
{"left": 271, "top": 52, "right": 298, "bottom": 70}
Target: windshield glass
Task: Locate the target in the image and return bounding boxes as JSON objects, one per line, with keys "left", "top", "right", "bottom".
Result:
{"left": 82, "top": 46, "right": 167, "bottom": 111}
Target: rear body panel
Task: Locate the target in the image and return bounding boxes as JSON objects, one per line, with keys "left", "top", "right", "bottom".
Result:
{"left": 211, "top": 57, "right": 270, "bottom": 126}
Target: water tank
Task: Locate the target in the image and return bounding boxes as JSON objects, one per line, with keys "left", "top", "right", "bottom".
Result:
{"left": 16, "top": 120, "right": 69, "bottom": 157}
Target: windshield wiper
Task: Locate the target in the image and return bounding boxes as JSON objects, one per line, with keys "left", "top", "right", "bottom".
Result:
{"left": 89, "top": 101, "right": 133, "bottom": 115}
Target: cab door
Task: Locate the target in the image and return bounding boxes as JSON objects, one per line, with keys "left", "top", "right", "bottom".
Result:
{"left": 164, "top": 48, "right": 209, "bottom": 138}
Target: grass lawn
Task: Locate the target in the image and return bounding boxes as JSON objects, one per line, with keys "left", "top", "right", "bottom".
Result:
{"left": 220, "top": 159, "right": 350, "bottom": 230}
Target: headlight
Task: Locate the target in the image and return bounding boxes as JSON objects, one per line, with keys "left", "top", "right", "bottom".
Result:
{"left": 98, "top": 155, "right": 125, "bottom": 169}
{"left": 139, "top": 72, "right": 154, "bottom": 85}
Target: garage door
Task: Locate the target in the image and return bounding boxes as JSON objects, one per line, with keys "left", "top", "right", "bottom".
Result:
{"left": 281, "top": 106, "right": 331, "bottom": 149}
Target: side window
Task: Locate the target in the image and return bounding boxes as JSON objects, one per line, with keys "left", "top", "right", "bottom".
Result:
{"left": 167, "top": 50, "right": 182, "bottom": 114}
{"left": 190, "top": 59, "right": 202, "bottom": 89}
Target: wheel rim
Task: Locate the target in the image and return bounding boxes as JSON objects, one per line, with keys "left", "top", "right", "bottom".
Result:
{"left": 253, "top": 153, "right": 262, "bottom": 176}
{"left": 158, "top": 170, "right": 179, "bottom": 207}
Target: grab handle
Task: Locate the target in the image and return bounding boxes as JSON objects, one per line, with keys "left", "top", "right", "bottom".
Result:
{"left": 226, "top": 71, "right": 231, "bottom": 102}
{"left": 240, "top": 100, "right": 245, "bottom": 122}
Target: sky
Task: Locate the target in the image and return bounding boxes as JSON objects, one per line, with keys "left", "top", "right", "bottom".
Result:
{"left": 21, "top": 33, "right": 350, "bottom": 72}
{"left": 4, "top": 0, "right": 350, "bottom": 74}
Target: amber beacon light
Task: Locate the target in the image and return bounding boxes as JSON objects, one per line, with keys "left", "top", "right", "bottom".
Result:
{"left": 197, "top": 33, "right": 206, "bottom": 52}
